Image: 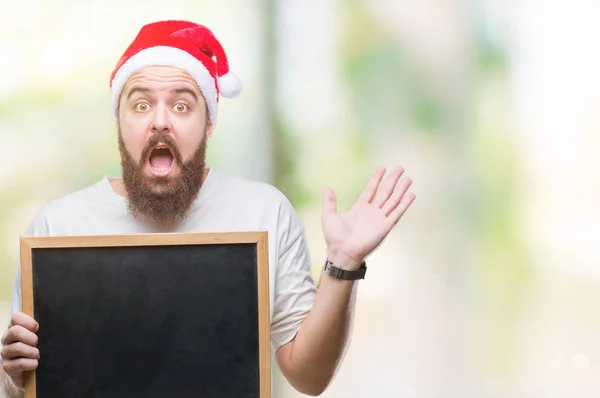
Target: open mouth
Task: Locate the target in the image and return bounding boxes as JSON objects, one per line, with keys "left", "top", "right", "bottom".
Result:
{"left": 148, "top": 145, "right": 175, "bottom": 177}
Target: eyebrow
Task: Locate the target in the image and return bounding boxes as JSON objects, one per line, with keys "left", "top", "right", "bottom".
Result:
{"left": 126, "top": 86, "right": 150, "bottom": 100}
{"left": 173, "top": 88, "right": 198, "bottom": 101}
{"left": 126, "top": 86, "right": 199, "bottom": 102}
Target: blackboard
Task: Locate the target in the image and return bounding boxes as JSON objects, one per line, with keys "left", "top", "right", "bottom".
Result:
{"left": 19, "top": 232, "right": 271, "bottom": 398}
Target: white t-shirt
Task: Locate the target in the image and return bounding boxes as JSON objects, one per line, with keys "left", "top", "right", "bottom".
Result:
{"left": 8, "top": 168, "right": 317, "bottom": 353}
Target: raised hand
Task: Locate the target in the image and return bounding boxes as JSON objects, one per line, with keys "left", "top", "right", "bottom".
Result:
{"left": 321, "top": 166, "right": 415, "bottom": 270}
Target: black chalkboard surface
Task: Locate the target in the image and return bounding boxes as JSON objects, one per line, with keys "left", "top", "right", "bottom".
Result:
{"left": 19, "top": 232, "right": 271, "bottom": 398}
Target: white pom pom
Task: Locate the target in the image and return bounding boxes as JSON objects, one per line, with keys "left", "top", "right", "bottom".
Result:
{"left": 217, "top": 72, "right": 243, "bottom": 98}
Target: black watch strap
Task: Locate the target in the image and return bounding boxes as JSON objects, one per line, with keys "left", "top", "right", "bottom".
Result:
{"left": 323, "top": 259, "right": 367, "bottom": 280}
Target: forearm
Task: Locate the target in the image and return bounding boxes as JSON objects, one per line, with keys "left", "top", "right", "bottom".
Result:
{"left": 277, "top": 251, "right": 360, "bottom": 396}
{"left": 0, "top": 368, "right": 23, "bottom": 398}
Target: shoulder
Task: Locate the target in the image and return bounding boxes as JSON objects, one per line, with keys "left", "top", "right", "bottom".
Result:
{"left": 206, "top": 169, "right": 304, "bottom": 237}
{"left": 208, "top": 169, "right": 293, "bottom": 208}
{"left": 24, "top": 179, "right": 108, "bottom": 235}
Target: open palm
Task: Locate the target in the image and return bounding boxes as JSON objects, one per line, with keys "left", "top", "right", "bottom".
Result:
{"left": 322, "top": 166, "right": 415, "bottom": 268}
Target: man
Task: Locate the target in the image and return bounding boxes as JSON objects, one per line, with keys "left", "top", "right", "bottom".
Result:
{"left": 0, "top": 20, "right": 415, "bottom": 397}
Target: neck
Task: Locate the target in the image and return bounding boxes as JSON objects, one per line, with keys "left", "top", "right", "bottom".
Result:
{"left": 108, "top": 177, "right": 128, "bottom": 198}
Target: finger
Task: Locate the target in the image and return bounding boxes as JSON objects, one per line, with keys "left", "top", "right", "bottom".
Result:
{"left": 1, "top": 342, "right": 40, "bottom": 361}
{"left": 2, "top": 326, "right": 38, "bottom": 347}
{"left": 388, "top": 193, "right": 416, "bottom": 226}
{"left": 10, "top": 312, "right": 38, "bottom": 333}
{"left": 373, "top": 166, "right": 404, "bottom": 208}
{"left": 322, "top": 187, "right": 337, "bottom": 215}
{"left": 2, "top": 358, "right": 39, "bottom": 375}
{"left": 382, "top": 177, "right": 413, "bottom": 216}
{"left": 357, "top": 166, "right": 386, "bottom": 203}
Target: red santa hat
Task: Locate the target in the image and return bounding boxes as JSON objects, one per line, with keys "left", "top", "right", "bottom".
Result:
{"left": 109, "top": 20, "right": 242, "bottom": 126}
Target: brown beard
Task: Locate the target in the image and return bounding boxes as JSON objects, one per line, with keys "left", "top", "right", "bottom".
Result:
{"left": 118, "top": 128, "right": 208, "bottom": 227}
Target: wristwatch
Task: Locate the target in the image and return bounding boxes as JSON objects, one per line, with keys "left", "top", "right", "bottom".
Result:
{"left": 323, "top": 259, "right": 367, "bottom": 280}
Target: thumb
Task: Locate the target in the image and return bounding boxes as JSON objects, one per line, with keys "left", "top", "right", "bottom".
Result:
{"left": 322, "top": 187, "right": 337, "bottom": 215}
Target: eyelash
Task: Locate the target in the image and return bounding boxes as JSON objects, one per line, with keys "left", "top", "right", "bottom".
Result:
{"left": 134, "top": 102, "right": 189, "bottom": 112}
{"left": 174, "top": 103, "right": 188, "bottom": 112}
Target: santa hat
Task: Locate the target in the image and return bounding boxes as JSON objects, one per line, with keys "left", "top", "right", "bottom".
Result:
{"left": 109, "top": 20, "right": 242, "bottom": 125}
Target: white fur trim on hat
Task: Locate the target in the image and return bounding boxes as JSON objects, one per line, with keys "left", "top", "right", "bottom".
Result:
{"left": 110, "top": 46, "right": 218, "bottom": 125}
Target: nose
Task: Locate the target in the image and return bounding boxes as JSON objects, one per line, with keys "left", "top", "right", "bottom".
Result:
{"left": 151, "top": 122, "right": 169, "bottom": 134}
{"left": 150, "top": 106, "right": 171, "bottom": 134}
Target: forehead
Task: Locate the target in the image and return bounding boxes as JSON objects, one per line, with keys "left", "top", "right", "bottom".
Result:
{"left": 123, "top": 66, "right": 201, "bottom": 93}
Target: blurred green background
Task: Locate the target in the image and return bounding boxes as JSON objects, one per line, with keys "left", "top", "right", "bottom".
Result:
{"left": 2, "top": 0, "right": 600, "bottom": 396}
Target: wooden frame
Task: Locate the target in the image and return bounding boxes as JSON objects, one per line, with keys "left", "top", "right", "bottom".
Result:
{"left": 20, "top": 231, "right": 271, "bottom": 398}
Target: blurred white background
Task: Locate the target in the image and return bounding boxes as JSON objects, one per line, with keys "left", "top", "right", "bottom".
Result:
{"left": 2, "top": 0, "right": 600, "bottom": 396}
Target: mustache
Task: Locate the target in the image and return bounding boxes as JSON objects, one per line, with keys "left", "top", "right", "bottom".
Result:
{"left": 140, "top": 134, "right": 183, "bottom": 165}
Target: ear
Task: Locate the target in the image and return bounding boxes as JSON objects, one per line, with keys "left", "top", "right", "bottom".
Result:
{"left": 205, "top": 121, "right": 214, "bottom": 139}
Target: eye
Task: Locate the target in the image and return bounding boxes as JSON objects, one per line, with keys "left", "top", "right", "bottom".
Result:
{"left": 173, "top": 103, "right": 188, "bottom": 112}
{"left": 135, "top": 102, "right": 150, "bottom": 112}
